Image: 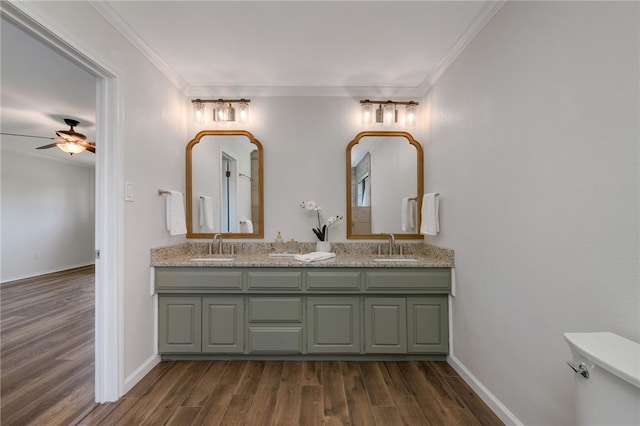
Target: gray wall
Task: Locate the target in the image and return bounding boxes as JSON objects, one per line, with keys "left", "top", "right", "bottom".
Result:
{"left": 1, "top": 150, "right": 95, "bottom": 282}
{"left": 422, "top": 2, "right": 639, "bottom": 424}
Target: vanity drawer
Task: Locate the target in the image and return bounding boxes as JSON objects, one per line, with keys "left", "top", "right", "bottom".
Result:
{"left": 248, "top": 297, "right": 302, "bottom": 322}
{"left": 247, "top": 270, "right": 303, "bottom": 290}
{"left": 248, "top": 326, "right": 303, "bottom": 353}
{"left": 156, "top": 268, "right": 243, "bottom": 290}
{"left": 365, "top": 268, "right": 451, "bottom": 292}
{"left": 306, "top": 270, "right": 361, "bottom": 291}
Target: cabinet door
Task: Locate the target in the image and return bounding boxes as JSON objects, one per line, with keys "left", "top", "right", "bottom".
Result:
{"left": 307, "top": 297, "right": 360, "bottom": 353}
{"left": 202, "top": 297, "right": 244, "bottom": 353}
{"left": 407, "top": 296, "right": 448, "bottom": 353}
{"left": 158, "top": 296, "right": 201, "bottom": 353}
{"left": 365, "top": 298, "right": 407, "bottom": 353}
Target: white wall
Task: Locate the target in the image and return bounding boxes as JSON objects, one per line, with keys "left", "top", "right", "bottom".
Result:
{"left": 1, "top": 151, "right": 95, "bottom": 282}
{"left": 422, "top": 2, "right": 639, "bottom": 424}
{"left": 16, "top": 1, "right": 188, "bottom": 389}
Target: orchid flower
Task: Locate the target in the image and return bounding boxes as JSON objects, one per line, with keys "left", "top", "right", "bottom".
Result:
{"left": 300, "top": 200, "right": 343, "bottom": 241}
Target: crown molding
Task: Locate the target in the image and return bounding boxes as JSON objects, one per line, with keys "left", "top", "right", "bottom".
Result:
{"left": 89, "top": 0, "right": 187, "bottom": 91}
{"left": 419, "top": 0, "right": 507, "bottom": 96}
{"left": 185, "top": 84, "right": 425, "bottom": 99}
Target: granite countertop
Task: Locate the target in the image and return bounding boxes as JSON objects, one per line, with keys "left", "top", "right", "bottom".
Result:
{"left": 151, "top": 242, "right": 454, "bottom": 268}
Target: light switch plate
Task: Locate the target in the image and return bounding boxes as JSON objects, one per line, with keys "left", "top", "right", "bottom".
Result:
{"left": 125, "top": 182, "right": 135, "bottom": 202}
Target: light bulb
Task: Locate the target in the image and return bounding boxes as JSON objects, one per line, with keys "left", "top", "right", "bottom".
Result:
{"left": 362, "top": 102, "right": 373, "bottom": 125}
{"left": 382, "top": 102, "right": 396, "bottom": 126}
{"left": 237, "top": 101, "right": 249, "bottom": 123}
{"left": 405, "top": 102, "right": 418, "bottom": 127}
{"left": 193, "top": 101, "right": 205, "bottom": 125}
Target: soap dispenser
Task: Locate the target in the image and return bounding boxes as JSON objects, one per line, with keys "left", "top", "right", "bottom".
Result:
{"left": 274, "top": 231, "right": 284, "bottom": 253}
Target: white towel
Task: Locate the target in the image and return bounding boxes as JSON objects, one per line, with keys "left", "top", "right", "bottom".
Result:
{"left": 240, "top": 219, "right": 253, "bottom": 233}
{"left": 420, "top": 193, "right": 439, "bottom": 236}
{"left": 199, "top": 196, "right": 214, "bottom": 231}
{"left": 401, "top": 197, "right": 416, "bottom": 231}
{"left": 166, "top": 190, "right": 187, "bottom": 236}
{"left": 294, "top": 251, "right": 336, "bottom": 263}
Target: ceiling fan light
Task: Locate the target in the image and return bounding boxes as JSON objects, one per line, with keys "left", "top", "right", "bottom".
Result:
{"left": 57, "top": 142, "right": 86, "bottom": 155}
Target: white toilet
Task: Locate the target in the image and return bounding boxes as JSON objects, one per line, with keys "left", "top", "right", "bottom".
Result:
{"left": 564, "top": 332, "right": 640, "bottom": 426}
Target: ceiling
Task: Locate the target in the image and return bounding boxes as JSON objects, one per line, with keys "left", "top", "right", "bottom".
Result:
{"left": 99, "top": 1, "right": 498, "bottom": 95}
{"left": 1, "top": 17, "right": 97, "bottom": 166}
{"left": 0, "top": 1, "right": 501, "bottom": 166}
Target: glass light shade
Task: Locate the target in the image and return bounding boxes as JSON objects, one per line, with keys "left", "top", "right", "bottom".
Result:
{"left": 193, "top": 101, "right": 205, "bottom": 125}
{"left": 405, "top": 103, "right": 418, "bottom": 127}
{"left": 382, "top": 102, "right": 396, "bottom": 126}
{"left": 361, "top": 102, "right": 373, "bottom": 125}
{"left": 237, "top": 101, "right": 249, "bottom": 123}
{"left": 57, "top": 142, "right": 86, "bottom": 155}
{"left": 224, "top": 103, "right": 236, "bottom": 121}
{"left": 215, "top": 101, "right": 225, "bottom": 121}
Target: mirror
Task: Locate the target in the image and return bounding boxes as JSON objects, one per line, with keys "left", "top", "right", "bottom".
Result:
{"left": 346, "top": 131, "right": 423, "bottom": 239}
{"left": 186, "top": 130, "right": 264, "bottom": 238}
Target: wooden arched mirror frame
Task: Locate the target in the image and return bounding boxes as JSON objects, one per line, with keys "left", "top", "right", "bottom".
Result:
{"left": 186, "top": 130, "right": 264, "bottom": 238}
{"left": 346, "top": 131, "right": 423, "bottom": 239}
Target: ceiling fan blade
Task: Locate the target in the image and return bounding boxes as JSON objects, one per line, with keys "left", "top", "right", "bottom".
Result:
{"left": 0, "top": 132, "right": 55, "bottom": 140}
{"left": 36, "top": 143, "right": 60, "bottom": 150}
{"left": 77, "top": 140, "right": 96, "bottom": 152}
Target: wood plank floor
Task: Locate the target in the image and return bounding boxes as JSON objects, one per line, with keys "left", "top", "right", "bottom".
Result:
{"left": 1, "top": 265, "right": 96, "bottom": 425}
{"left": 79, "top": 359, "right": 503, "bottom": 426}
{"left": 1, "top": 265, "right": 503, "bottom": 426}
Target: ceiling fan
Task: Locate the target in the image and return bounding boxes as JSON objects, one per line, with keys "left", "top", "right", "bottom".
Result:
{"left": 1, "top": 118, "right": 96, "bottom": 155}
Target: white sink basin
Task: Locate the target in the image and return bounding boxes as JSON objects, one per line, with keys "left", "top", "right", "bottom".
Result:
{"left": 373, "top": 257, "right": 420, "bottom": 263}
{"left": 189, "top": 257, "right": 235, "bottom": 262}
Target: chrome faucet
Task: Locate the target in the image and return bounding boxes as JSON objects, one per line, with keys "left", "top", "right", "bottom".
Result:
{"left": 388, "top": 233, "right": 395, "bottom": 255}
{"left": 210, "top": 233, "right": 223, "bottom": 255}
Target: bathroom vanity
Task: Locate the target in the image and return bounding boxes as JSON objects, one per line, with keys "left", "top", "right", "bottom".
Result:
{"left": 152, "top": 243, "right": 454, "bottom": 360}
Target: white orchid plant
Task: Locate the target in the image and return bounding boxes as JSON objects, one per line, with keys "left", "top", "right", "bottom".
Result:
{"left": 300, "top": 200, "right": 343, "bottom": 242}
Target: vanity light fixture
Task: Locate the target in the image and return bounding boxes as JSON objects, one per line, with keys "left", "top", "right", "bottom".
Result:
{"left": 361, "top": 101, "right": 374, "bottom": 124}
{"left": 405, "top": 101, "right": 418, "bottom": 127}
{"left": 382, "top": 102, "right": 396, "bottom": 126}
{"left": 215, "top": 100, "right": 225, "bottom": 121}
{"left": 360, "top": 99, "right": 419, "bottom": 127}
{"left": 191, "top": 98, "right": 251, "bottom": 124}
{"left": 193, "top": 100, "right": 205, "bottom": 125}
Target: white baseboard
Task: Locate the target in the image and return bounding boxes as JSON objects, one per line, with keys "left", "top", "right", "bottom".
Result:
{"left": 123, "top": 354, "right": 161, "bottom": 395}
{"left": 447, "top": 354, "right": 522, "bottom": 426}
{"left": 1, "top": 261, "right": 95, "bottom": 284}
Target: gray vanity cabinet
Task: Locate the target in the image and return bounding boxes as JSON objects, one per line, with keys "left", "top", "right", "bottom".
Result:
{"left": 158, "top": 296, "right": 202, "bottom": 353}
{"left": 159, "top": 296, "right": 244, "bottom": 353}
{"left": 247, "top": 297, "right": 303, "bottom": 353}
{"left": 407, "top": 296, "right": 448, "bottom": 353}
{"left": 202, "top": 297, "right": 244, "bottom": 353}
{"left": 307, "top": 297, "right": 361, "bottom": 353}
{"left": 155, "top": 266, "right": 451, "bottom": 357}
{"left": 364, "top": 297, "right": 407, "bottom": 353}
